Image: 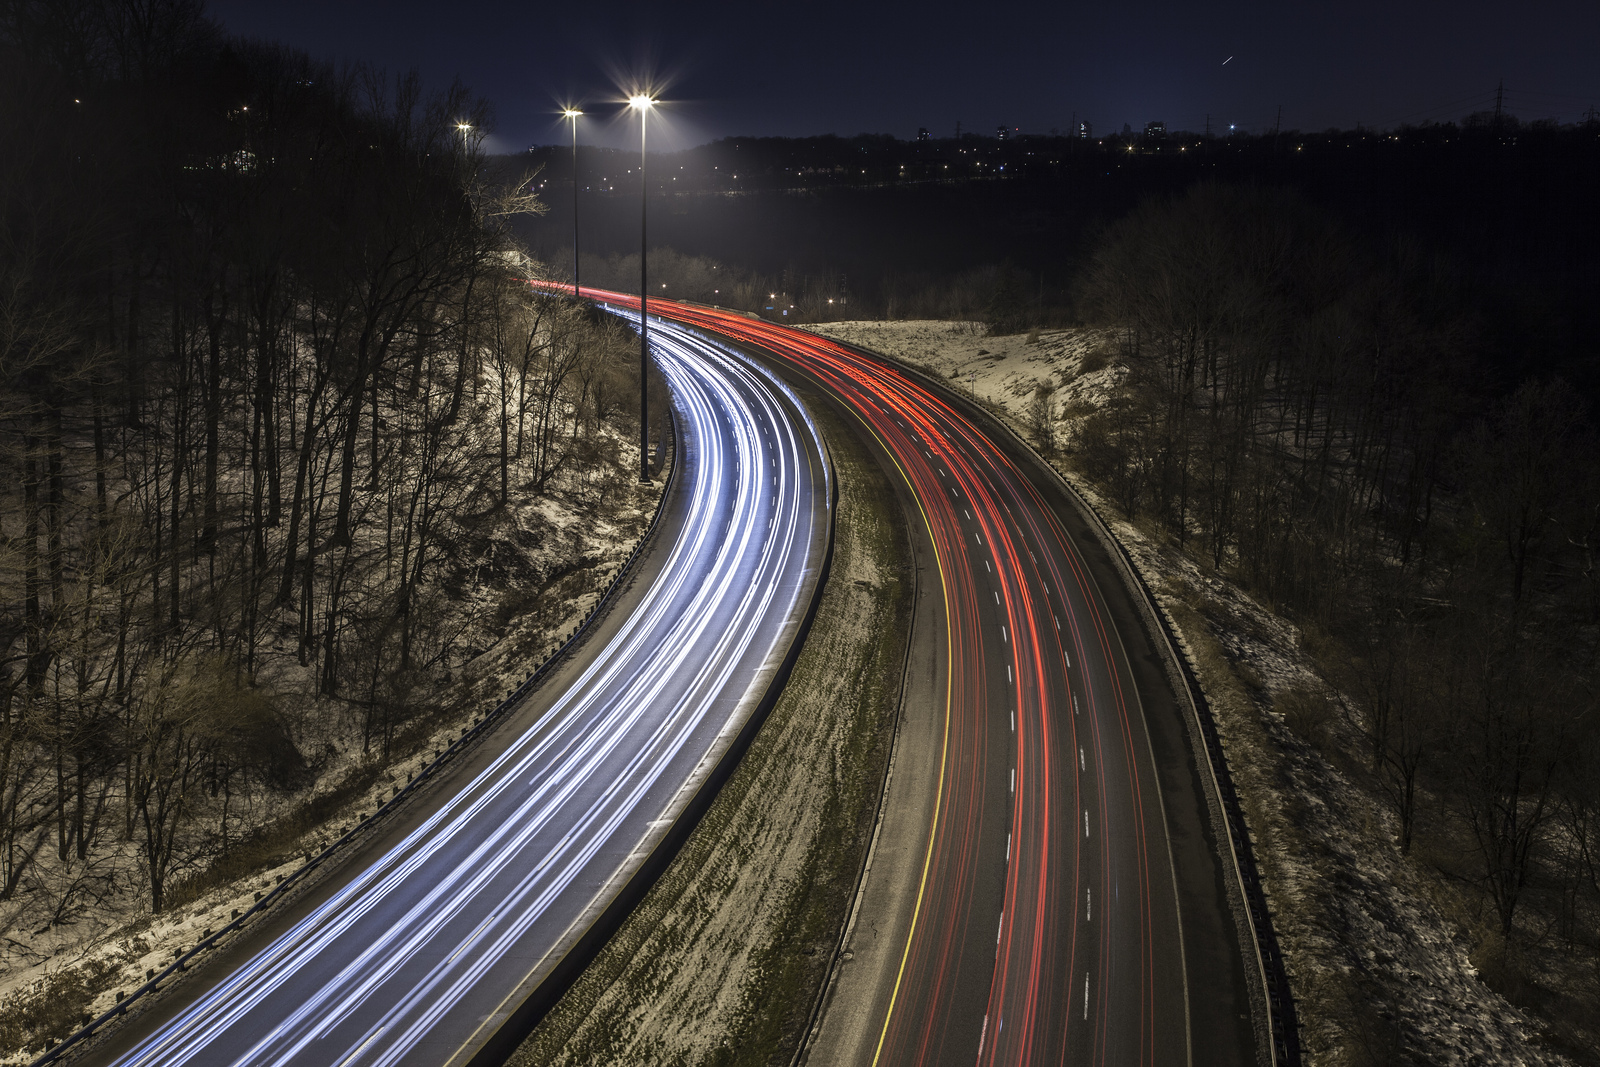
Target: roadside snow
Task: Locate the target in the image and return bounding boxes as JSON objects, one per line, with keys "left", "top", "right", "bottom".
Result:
{"left": 0, "top": 413, "right": 666, "bottom": 1064}
{"left": 805, "top": 320, "right": 1570, "bottom": 1067}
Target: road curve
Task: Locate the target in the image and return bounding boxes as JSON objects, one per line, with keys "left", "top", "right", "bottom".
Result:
{"left": 77, "top": 314, "right": 831, "bottom": 1067}
{"left": 598, "top": 292, "right": 1256, "bottom": 1067}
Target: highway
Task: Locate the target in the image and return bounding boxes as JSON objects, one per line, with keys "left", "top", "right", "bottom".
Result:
{"left": 604, "top": 293, "right": 1256, "bottom": 1067}
{"left": 80, "top": 314, "right": 831, "bottom": 1067}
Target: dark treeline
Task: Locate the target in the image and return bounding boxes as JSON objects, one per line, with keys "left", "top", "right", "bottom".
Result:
{"left": 556, "top": 246, "right": 1020, "bottom": 329}
{"left": 0, "top": 0, "right": 638, "bottom": 951}
{"left": 1073, "top": 184, "right": 1599, "bottom": 1048}
{"left": 523, "top": 122, "right": 1600, "bottom": 397}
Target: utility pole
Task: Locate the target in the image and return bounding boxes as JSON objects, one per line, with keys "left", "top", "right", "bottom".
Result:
{"left": 1494, "top": 79, "right": 1505, "bottom": 129}
{"left": 564, "top": 110, "right": 582, "bottom": 298}
{"left": 629, "top": 95, "right": 656, "bottom": 483}
{"left": 640, "top": 125, "right": 648, "bottom": 482}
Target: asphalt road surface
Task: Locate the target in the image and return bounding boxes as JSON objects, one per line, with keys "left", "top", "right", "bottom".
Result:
{"left": 79, "top": 314, "right": 831, "bottom": 1067}
{"left": 615, "top": 295, "right": 1256, "bottom": 1067}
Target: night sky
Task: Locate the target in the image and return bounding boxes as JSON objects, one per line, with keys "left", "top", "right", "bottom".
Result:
{"left": 207, "top": 0, "right": 1598, "bottom": 152}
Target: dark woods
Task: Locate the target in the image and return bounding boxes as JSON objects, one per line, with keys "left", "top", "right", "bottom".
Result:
{"left": 1075, "top": 184, "right": 1599, "bottom": 1019}
{"left": 0, "top": 0, "right": 635, "bottom": 937}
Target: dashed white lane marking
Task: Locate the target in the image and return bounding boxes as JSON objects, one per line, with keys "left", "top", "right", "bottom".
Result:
{"left": 1080, "top": 747, "right": 1085, "bottom": 771}
{"left": 1001, "top": 625, "right": 1007, "bottom": 643}
{"left": 1011, "top": 768, "right": 1015, "bottom": 793}
{"left": 1085, "top": 811, "right": 1090, "bottom": 837}
{"left": 1084, "top": 973, "right": 1090, "bottom": 1020}
{"left": 1087, "top": 887, "right": 1092, "bottom": 921}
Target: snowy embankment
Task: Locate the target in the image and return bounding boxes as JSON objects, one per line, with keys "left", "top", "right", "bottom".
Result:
{"left": 0, "top": 418, "right": 663, "bottom": 1063}
{"left": 806, "top": 320, "right": 1569, "bottom": 1067}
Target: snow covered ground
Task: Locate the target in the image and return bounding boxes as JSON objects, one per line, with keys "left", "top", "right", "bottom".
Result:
{"left": 0, "top": 417, "right": 665, "bottom": 1063}
{"left": 806, "top": 321, "right": 1572, "bottom": 1067}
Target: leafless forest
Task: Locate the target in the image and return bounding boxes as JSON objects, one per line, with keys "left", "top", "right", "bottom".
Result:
{"left": 1074, "top": 184, "right": 1600, "bottom": 1052}
{"left": 0, "top": 0, "right": 648, "bottom": 999}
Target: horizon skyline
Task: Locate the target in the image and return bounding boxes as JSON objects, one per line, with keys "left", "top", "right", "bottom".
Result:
{"left": 204, "top": 0, "right": 1597, "bottom": 155}
{"left": 505, "top": 95, "right": 1595, "bottom": 154}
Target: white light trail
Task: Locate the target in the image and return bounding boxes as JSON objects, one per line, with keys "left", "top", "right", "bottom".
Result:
{"left": 109, "top": 316, "right": 826, "bottom": 1067}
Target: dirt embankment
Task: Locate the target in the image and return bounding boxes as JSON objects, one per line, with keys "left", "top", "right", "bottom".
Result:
{"left": 510, "top": 405, "right": 913, "bottom": 1067}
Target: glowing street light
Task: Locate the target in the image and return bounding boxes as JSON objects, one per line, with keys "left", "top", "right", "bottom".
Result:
{"left": 563, "top": 109, "right": 583, "bottom": 298}
{"left": 630, "top": 93, "right": 656, "bottom": 483}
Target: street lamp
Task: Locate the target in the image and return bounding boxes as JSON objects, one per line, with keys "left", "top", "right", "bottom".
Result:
{"left": 630, "top": 93, "right": 655, "bottom": 483}
{"left": 563, "top": 109, "right": 582, "bottom": 298}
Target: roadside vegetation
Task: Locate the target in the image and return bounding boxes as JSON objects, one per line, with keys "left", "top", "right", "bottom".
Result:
{"left": 0, "top": 4, "right": 659, "bottom": 1058}
{"left": 1071, "top": 185, "right": 1597, "bottom": 1064}
{"left": 813, "top": 184, "right": 1599, "bottom": 1064}
{"left": 510, "top": 403, "right": 913, "bottom": 1067}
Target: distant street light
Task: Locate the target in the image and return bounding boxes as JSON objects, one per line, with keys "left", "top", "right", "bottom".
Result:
{"left": 630, "top": 93, "right": 656, "bottom": 483}
{"left": 563, "top": 109, "right": 582, "bottom": 298}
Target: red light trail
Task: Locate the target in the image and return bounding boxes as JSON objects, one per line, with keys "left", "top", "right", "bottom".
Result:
{"left": 565, "top": 286, "right": 1191, "bottom": 1067}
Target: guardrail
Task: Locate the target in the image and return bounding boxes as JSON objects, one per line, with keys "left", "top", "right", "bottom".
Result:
{"left": 32, "top": 410, "right": 683, "bottom": 1067}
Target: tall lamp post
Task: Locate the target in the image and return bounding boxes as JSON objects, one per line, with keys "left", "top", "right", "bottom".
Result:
{"left": 629, "top": 93, "right": 655, "bottom": 483}
{"left": 562, "top": 109, "right": 582, "bottom": 298}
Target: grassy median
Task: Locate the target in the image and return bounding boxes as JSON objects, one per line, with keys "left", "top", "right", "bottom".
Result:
{"left": 508, "top": 403, "right": 913, "bottom": 1067}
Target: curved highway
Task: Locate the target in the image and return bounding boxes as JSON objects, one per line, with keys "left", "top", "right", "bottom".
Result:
{"left": 81, "top": 313, "right": 831, "bottom": 1067}
{"left": 598, "top": 292, "right": 1255, "bottom": 1067}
